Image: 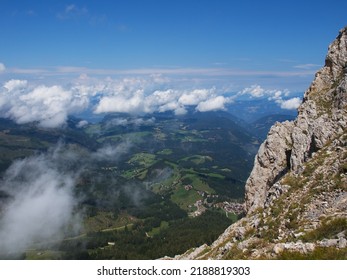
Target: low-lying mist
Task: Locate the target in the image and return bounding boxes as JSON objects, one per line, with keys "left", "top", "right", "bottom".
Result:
{"left": 0, "top": 149, "right": 80, "bottom": 258}
{"left": 0, "top": 140, "right": 132, "bottom": 258}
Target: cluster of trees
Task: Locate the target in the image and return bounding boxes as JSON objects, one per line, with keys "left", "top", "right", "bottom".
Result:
{"left": 57, "top": 210, "right": 232, "bottom": 259}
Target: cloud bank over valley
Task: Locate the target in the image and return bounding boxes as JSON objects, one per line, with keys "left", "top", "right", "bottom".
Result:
{"left": 0, "top": 75, "right": 302, "bottom": 128}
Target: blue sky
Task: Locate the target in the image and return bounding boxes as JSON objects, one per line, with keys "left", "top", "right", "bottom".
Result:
{"left": 0, "top": 0, "right": 346, "bottom": 127}
{"left": 1, "top": 0, "right": 345, "bottom": 70}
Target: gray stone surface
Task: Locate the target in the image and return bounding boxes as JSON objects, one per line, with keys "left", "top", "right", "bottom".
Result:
{"left": 245, "top": 26, "right": 347, "bottom": 213}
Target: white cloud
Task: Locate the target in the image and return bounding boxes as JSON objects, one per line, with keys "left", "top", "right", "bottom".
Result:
{"left": 272, "top": 90, "right": 282, "bottom": 100}
{"left": 196, "top": 96, "right": 228, "bottom": 112}
{"left": 148, "top": 89, "right": 178, "bottom": 107}
{"left": 240, "top": 85, "right": 291, "bottom": 99}
{"left": 92, "top": 141, "right": 132, "bottom": 162}
{"left": 105, "top": 117, "right": 155, "bottom": 128}
{"left": 1, "top": 75, "right": 298, "bottom": 127}
{"left": 239, "top": 84, "right": 265, "bottom": 97}
{"left": 93, "top": 85, "right": 228, "bottom": 115}
{"left": 174, "top": 106, "right": 188, "bottom": 115}
{"left": 0, "top": 149, "right": 80, "bottom": 257}
{"left": 76, "top": 120, "right": 88, "bottom": 128}
{"left": 3, "top": 79, "right": 28, "bottom": 91}
{"left": 278, "top": 97, "right": 301, "bottom": 110}
{"left": 0, "top": 63, "right": 5, "bottom": 73}
{"left": 94, "top": 91, "right": 145, "bottom": 114}
{"left": 238, "top": 85, "right": 291, "bottom": 101}
{"left": 267, "top": 90, "right": 283, "bottom": 101}
{"left": 158, "top": 101, "right": 180, "bottom": 113}
{"left": 178, "top": 89, "right": 212, "bottom": 105}
{"left": 0, "top": 80, "right": 89, "bottom": 128}
{"left": 90, "top": 76, "right": 227, "bottom": 115}
{"left": 238, "top": 84, "right": 301, "bottom": 110}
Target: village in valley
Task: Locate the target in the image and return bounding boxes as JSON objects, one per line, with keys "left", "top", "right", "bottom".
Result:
{"left": 183, "top": 184, "right": 244, "bottom": 218}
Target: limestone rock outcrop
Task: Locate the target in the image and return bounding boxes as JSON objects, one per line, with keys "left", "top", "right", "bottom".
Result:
{"left": 244, "top": 121, "right": 293, "bottom": 212}
{"left": 245, "top": 26, "right": 347, "bottom": 213}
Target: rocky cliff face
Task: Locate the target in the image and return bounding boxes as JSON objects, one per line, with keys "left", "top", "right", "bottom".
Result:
{"left": 170, "top": 26, "right": 347, "bottom": 260}
{"left": 245, "top": 26, "right": 347, "bottom": 213}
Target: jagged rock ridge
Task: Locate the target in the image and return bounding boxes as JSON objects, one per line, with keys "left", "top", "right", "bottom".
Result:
{"left": 245, "top": 26, "right": 347, "bottom": 213}
{"left": 170, "top": 26, "right": 347, "bottom": 260}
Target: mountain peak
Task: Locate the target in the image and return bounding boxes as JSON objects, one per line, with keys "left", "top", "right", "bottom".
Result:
{"left": 245, "top": 25, "right": 347, "bottom": 213}
{"left": 305, "top": 25, "right": 347, "bottom": 99}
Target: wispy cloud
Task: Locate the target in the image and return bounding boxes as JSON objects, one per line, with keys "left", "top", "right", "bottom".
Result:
{"left": 57, "top": 4, "right": 88, "bottom": 20}
{"left": 0, "top": 145, "right": 81, "bottom": 258}
{"left": 277, "top": 58, "right": 299, "bottom": 63}
{"left": 92, "top": 141, "right": 132, "bottom": 162}
{"left": 116, "top": 24, "right": 130, "bottom": 32}
{"left": 212, "top": 62, "right": 228, "bottom": 66}
{"left": 239, "top": 84, "right": 265, "bottom": 98}
{"left": 25, "top": 10, "right": 36, "bottom": 17}
{"left": 0, "top": 63, "right": 5, "bottom": 73}
{"left": 56, "top": 3, "right": 109, "bottom": 28}
{"left": 294, "top": 63, "right": 321, "bottom": 70}
{"left": 8, "top": 67, "right": 47, "bottom": 74}
{"left": 6, "top": 66, "right": 317, "bottom": 78}
{"left": 0, "top": 139, "right": 134, "bottom": 258}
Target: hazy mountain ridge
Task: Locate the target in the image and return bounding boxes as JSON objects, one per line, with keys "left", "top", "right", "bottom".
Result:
{"left": 227, "top": 99, "right": 298, "bottom": 123}
{"left": 249, "top": 114, "right": 296, "bottom": 140}
{"left": 172, "top": 26, "right": 347, "bottom": 260}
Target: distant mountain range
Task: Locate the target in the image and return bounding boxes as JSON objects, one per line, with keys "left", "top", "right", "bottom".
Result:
{"left": 227, "top": 98, "right": 298, "bottom": 123}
